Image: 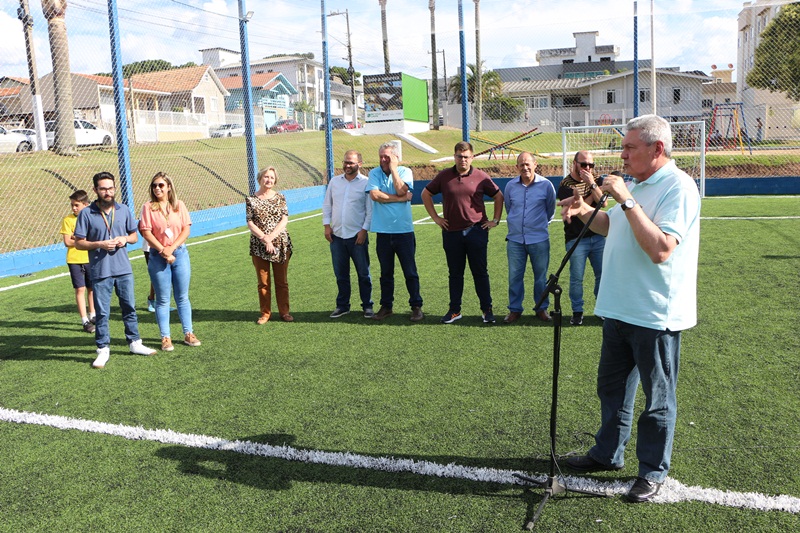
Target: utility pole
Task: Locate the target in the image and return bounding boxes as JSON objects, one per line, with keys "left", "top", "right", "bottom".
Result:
{"left": 378, "top": 0, "right": 390, "bottom": 74}
{"left": 474, "top": 0, "right": 482, "bottom": 132}
{"left": 429, "top": 1, "right": 439, "bottom": 130}
{"left": 17, "top": 0, "right": 48, "bottom": 150}
{"left": 458, "top": 0, "right": 469, "bottom": 141}
{"left": 329, "top": 9, "right": 358, "bottom": 129}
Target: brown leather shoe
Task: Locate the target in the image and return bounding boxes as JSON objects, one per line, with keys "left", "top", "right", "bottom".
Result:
{"left": 280, "top": 314, "right": 294, "bottom": 322}
{"left": 503, "top": 311, "right": 522, "bottom": 324}
{"left": 536, "top": 309, "right": 552, "bottom": 322}
{"left": 409, "top": 306, "right": 424, "bottom": 322}
{"left": 372, "top": 306, "right": 393, "bottom": 320}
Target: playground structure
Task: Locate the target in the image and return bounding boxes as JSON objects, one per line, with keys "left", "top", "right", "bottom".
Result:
{"left": 471, "top": 127, "right": 542, "bottom": 160}
{"left": 707, "top": 102, "right": 753, "bottom": 155}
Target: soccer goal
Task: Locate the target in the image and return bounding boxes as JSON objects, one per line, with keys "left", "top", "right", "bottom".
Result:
{"left": 561, "top": 121, "right": 707, "bottom": 197}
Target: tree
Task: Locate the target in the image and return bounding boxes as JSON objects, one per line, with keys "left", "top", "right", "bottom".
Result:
{"left": 95, "top": 60, "right": 199, "bottom": 78}
{"left": 293, "top": 99, "right": 315, "bottom": 130}
{"left": 42, "top": 0, "right": 78, "bottom": 156}
{"left": 447, "top": 62, "right": 502, "bottom": 104}
{"left": 746, "top": 3, "right": 800, "bottom": 102}
{"left": 329, "top": 66, "right": 361, "bottom": 86}
{"left": 483, "top": 95, "right": 525, "bottom": 123}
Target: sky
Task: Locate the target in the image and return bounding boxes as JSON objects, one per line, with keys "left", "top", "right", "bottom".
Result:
{"left": 1, "top": 1, "right": 746, "bottom": 83}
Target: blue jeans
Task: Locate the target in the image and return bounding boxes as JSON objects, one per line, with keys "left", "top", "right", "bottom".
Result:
{"left": 589, "top": 318, "right": 681, "bottom": 483}
{"left": 442, "top": 226, "right": 492, "bottom": 313}
{"left": 375, "top": 232, "right": 423, "bottom": 309}
{"left": 330, "top": 234, "right": 373, "bottom": 311}
{"left": 506, "top": 239, "right": 550, "bottom": 313}
{"left": 566, "top": 233, "right": 604, "bottom": 313}
{"left": 148, "top": 245, "right": 193, "bottom": 338}
{"left": 92, "top": 273, "right": 141, "bottom": 348}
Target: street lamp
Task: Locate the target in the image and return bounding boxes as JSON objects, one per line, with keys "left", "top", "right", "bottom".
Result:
{"left": 328, "top": 9, "right": 358, "bottom": 128}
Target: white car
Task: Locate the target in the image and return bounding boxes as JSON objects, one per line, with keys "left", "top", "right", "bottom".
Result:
{"left": 45, "top": 119, "right": 114, "bottom": 147}
{"left": 211, "top": 123, "right": 245, "bottom": 138}
{"left": 0, "top": 126, "right": 33, "bottom": 154}
{"left": 10, "top": 128, "right": 41, "bottom": 150}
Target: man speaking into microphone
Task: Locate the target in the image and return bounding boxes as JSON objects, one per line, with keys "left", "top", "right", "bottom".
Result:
{"left": 558, "top": 114, "right": 701, "bottom": 503}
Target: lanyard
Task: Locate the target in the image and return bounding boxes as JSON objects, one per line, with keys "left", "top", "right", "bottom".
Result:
{"left": 100, "top": 204, "right": 115, "bottom": 239}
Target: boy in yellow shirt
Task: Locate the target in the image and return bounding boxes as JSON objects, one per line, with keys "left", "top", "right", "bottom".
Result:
{"left": 60, "top": 190, "right": 96, "bottom": 333}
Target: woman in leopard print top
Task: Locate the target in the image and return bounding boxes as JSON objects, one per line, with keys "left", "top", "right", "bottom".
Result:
{"left": 246, "top": 166, "right": 293, "bottom": 324}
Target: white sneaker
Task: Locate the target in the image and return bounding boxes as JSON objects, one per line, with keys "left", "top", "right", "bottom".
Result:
{"left": 93, "top": 347, "right": 110, "bottom": 368}
{"left": 129, "top": 339, "right": 157, "bottom": 356}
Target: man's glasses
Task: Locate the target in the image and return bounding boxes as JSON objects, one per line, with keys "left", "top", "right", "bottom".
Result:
{"left": 151, "top": 183, "right": 167, "bottom": 189}
{"left": 97, "top": 186, "right": 115, "bottom": 193}
{"left": 454, "top": 154, "right": 473, "bottom": 160}
{"left": 577, "top": 162, "right": 595, "bottom": 169}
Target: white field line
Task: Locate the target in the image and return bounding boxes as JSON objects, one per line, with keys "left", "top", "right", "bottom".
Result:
{"left": 2, "top": 211, "right": 797, "bottom": 293}
{"left": 0, "top": 213, "right": 323, "bottom": 293}
{"left": 0, "top": 407, "right": 798, "bottom": 514}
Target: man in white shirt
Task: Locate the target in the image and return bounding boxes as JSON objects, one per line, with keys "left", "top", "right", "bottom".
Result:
{"left": 323, "top": 150, "right": 374, "bottom": 318}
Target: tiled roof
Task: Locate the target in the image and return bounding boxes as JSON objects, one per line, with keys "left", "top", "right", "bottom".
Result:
{"left": 0, "top": 87, "right": 22, "bottom": 97}
{"left": 74, "top": 73, "right": 165, "bottom": 93}
{"left": 503, "top": 79, "right": 586, "bottom": 93}
{"left": 132, "top": 65, "right": 214, "bottom": 92}
{"left": 220, "top": 72, "right": 280, "bottom": 90}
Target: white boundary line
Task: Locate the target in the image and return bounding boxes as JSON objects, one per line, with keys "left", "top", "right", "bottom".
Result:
{"left": 3, "top": 210, "right": 798, "bottom": 293}
{"left": 0, "top": 406, "right": 797, "bottom": 514}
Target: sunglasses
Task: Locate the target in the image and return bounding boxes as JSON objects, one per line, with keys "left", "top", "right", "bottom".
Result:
{"left": 577, "top": 162, "right": 595, "bottom": 169}
{"left": 151, "top": 183, "right": 167, "bottom": 189}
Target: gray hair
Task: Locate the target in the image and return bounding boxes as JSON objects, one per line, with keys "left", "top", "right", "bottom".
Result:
{"left": 379, "top": 142, "right": 397, "bottom": 156}
{"left": 626, "top": 114, "right": 672, "bottom": 157}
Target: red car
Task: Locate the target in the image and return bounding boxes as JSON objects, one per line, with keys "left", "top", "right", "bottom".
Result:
{"left": 268, "top": 119, "right": 304, "bottom": 134}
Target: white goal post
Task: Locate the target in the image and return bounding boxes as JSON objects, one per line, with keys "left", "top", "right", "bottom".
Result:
{"left": 561, "top": 121, "right": 707, "bottom": 197}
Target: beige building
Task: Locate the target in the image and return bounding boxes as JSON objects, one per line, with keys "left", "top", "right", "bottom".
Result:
{"left": 737, "top": 0, "right": 799, "bottom": 139}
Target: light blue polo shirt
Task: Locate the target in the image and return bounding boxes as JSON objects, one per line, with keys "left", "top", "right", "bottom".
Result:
{"left": 366, "top": 165, "right": 415, "bottom": 234}
{"left": 594, "top": 160, "right": 700, "bottom": 331}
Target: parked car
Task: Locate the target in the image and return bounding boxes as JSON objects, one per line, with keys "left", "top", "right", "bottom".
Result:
{"left": 45, "top": 119, "right": 114, "bottom": 147}
{"left": 319, "top": 118, "right": 347, "bottom": 130}
{"left": 268, "top": 119, "right": 304, "bottom": 134}
{"left": 344, "top": 121, "right": 361, "bottom": 129}
{"left": 0, "top": 126, "right": 33, "bottom": 154}
{"left": 210, "top": 123, "right": 245, "bottom": 138}
{"left": 10, "top": 128, "right": 40, "bottom": 150}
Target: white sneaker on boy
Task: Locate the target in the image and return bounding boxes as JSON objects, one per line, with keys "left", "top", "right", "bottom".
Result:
{"left": 93, "top": 347, "right": 110, "bottom": 369}
{"left": 129, "top": 339, "right": 157, "bottom": 356}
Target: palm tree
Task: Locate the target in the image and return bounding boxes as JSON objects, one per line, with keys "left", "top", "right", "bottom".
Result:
{"left": 42, "top": 0, "right": 77, "bottom": 155}
{"left": 447, "top": 62, "right": 502, "bottom": 104}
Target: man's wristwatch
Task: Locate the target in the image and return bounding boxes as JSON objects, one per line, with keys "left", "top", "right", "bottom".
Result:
{"left": 589, "top": 182, "right": 598, "bottom": 190}
{"left": 492, "top": 219, "right": 501, "bottom": 224}
{"left": 621, "top": 197, "right": 637, "bottom": 211}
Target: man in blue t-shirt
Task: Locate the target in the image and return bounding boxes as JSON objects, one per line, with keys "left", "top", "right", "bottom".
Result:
{"left": 366, "top": 142, "right": 423, "bottom": 322}
{"left": 74, "top": 171, "right": 156, "bottom": 368}
{"left": 558, "top": 115, "right": 701, "bottom": 503}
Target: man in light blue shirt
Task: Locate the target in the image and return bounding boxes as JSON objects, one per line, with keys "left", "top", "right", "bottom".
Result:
{"left": 559, "top": 115, "right": 701, "bottom": 503}
{"left": 323, "top": 150, "right": 373, "bottom": 318}
{"left": 503, "top": 152, "right": 556, "bottom": 324}
{"left": 366, "top": 142, "right": 423, "bottom": 322}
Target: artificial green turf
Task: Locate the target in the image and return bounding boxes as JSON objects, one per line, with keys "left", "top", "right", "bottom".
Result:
{"left": 1, "top": 199, "right": 799, "bottom": 531}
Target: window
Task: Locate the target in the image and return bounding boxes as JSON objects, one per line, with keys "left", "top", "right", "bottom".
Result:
{"left": 702, "top": 99, "right": 712, "bottom": 108}
{"left": 606, "top": 89, "right": 616, "bottom": 104}
{"left": 563, "top": 59, "right": 574, "bottom": 64}
{"left": 210, "top": 97, "right": 218, "bottom": 112}
{"left": 672, "top": 87, "right": 681, "bottom": 105}
{"left": 600, "top": 57, "right": 611, "bottom": 62}
{"left": 526, "top": 96, "right": 548, "bottom": 109}
{"left": 639, "top": 88, "right": 651, "bottom": 103}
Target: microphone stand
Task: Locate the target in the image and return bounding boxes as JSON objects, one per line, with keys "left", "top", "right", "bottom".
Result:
{"left": 514, "top": 193, "right": 612, "bottom": 530}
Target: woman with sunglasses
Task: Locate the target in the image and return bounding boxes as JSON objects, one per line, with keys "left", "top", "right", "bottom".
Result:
{"left": 139, "top": 172, "right": 201, "bottom": 351}
{"left": 246, "top": 166, "right": 293, "bottom": 324}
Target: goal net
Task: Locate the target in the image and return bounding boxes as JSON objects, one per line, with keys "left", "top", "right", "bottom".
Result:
{"left": 561, "top": 121, "right": 707, "bottom": 197}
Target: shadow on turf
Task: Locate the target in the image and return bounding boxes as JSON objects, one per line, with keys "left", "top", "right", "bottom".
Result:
{"left": 155, "top": 434, "right": 556, "bottom": 498}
